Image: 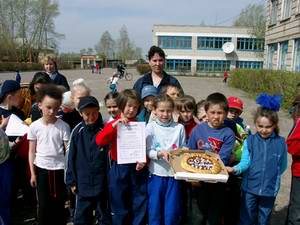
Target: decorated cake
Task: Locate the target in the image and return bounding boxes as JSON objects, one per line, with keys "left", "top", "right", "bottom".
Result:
{"left": 180, "top": 152, "right": 222, "bottom": 174}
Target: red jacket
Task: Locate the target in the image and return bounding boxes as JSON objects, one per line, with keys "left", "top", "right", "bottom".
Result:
{"left": 179, "top": 118, "right": 197, "bottom": 140}
{"left": 286, "top": 118, "right": 300, "bottom": 177}
{"left": 95, "top": 115, "right": 136, "bottom": 161}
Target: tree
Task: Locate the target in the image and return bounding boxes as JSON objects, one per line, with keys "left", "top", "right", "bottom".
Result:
{"left": 95, "top": 31, "right": 115, "bottom": 59}
{"left": 233, "top": 3, "right": 266, "bottom": 38}
{"left": 0, "top": 0, "right": 63, "bottom": 62}
{"left": 116, "top": 25, "right": 142, "bottom": 61}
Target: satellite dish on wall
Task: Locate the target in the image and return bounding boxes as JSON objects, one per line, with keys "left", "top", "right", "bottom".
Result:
{"left": 222, "top": 42, "right": 235, "bottom": 54}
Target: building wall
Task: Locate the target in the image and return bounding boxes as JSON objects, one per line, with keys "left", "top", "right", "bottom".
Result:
{"left": 265, "top": 0, "right": 300, "bottom": 71}
{"left": 153, "top": 25, "right": 264, "bottom": 75}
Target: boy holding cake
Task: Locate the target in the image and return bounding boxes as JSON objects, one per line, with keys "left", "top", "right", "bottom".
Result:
{"left": 187, "top": 92, "right": 235, "bottom": 225}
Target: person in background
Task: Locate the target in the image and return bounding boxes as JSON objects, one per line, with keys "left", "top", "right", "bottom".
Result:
{"left": 30, "top": 72, "right": 53, "bottom": 122}
{"left": 133, "top": 46, "right": 182, "bottom": 96}
{"left": 28, "top": 85, "right": 70, "bottom": 225}
{"left": 223, "top": 70, "right": 229, "bottom": 83}
{"left": 286, "top": 93, "right": 300, "bottom": 225}
{"left": 109, "top": 72, "right": 119, "bottom": 93}
{"left": 103, "top": 92, "right": 121, "bottom": 124}
{"left": 227, "top": 93, "right": 287, "bottom": 225}
{"left": 160, "top": 84, "right": 183, "bottom": 101}
{"left": 41, "top": 55, "right": 70, "bottom": 90}
{"left": 15, "top": 70, "right": 21, "bottom": 84}
{"left": 137, "top": 85, "right": 158, "bottom": 124}
{"left": 176, "top": 95, "right": 198, "bottom": 141}
{"left": 196, "top": 100, "right": 207, "bottom": 123}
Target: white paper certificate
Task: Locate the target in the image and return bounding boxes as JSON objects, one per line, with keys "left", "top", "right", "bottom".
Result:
{"left": 117, "top": 122, "right": 146, "bottom": 164}
{"left": 5, "top": 114, "right": 29, "bottom": 136}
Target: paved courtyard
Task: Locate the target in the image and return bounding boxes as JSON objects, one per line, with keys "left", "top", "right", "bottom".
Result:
{"left": 0, "top": 68, "right": 293, "bottom": 224}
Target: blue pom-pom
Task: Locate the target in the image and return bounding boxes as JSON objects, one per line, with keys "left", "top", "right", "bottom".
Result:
{"left": 256, "top": 93, "right": 282, "bottom": 112}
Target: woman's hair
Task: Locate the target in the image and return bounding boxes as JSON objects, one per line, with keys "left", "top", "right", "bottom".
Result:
{"left": 153, "top": 94, "right": 175, "bottom": 109}
{"left": 36, "top": 84, "right": 63, "bottom": 103}
{"left": 254, "top": 107, "right": 279, "bottom": 135}
{"left": 147, "top": 46, "right": 166, "bottom": 60}
{"left": 175, "top": 95, "right": 196, "bottom": 114}
{"left": 71, "top": 78, "right": 91, "bottom": 95}
{"left": 104, "top": 92, "right": 120, "bottom": 104}
{"left": 41, "top": 55, "right": 58, "bottom": 71}
{"left": 117, "top": 89, "right": 141, "bottom": 111}
{"left": 160, "top": 84, "right": 183, "bottom": 97}
{"left": 29, "top": 72, "right": 52, "bottom": 95}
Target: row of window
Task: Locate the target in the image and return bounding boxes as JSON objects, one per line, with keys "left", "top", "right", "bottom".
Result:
{"left": 267, "top": 39, "right": 300, "bottom": 72}
{"left": 165, "top": 59, "right": 263, "bottom": 72}
{"left": 157, "top": 36, "right": 264, "bottom": 51}
{"left": 270, "top": 0, "right": 299, "bottom": 25}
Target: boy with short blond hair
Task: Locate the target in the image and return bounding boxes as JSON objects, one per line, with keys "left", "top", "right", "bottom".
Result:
{"left": 188, "top": 92, "right": 235, "bottom": 225}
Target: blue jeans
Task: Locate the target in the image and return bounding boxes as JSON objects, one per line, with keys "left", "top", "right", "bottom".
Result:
{"left": 239, "top": 191, "right": 275, "bottom": 225}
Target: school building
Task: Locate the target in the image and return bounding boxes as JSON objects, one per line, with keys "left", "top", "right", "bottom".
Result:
{"left": 265, "top": 0, "right": 300, "bottom": 71}
{"left": 152, "top": 24, "right": 264, "bottom": 75}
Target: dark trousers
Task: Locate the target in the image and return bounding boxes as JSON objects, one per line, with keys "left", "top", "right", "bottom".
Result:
{"left": 286, "top": 176, "right": 300, "bottom": 225}
{"left": 0, "top": 160, "right": 13, "bottom": 225}
{"left": 148, "top": 175, "right": 182, "bottom": 225}
{"left": 109, "top": 161, "right": 147, "bottom": 225}
{"left": 223, "top": 175, "right": 242, "bottom": 225}
{"left": 74, "top": 193, "right": 111, "bottom": 225}
{"left": 195, "top": 182, "right": 225, "bottom": 225}
{"left": 239, "top": 191, "right": 275, "bottom": 225}
{"left": 36, "top": 167, "right": 66, "bottom": 225}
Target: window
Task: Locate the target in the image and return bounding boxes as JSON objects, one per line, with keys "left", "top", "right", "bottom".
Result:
{"left": 267, "top": 43, "right": 278, "bottom": 69}
{"left": 270, "top": 0, "right": 278, "bottom": 24}
{"left": 196, "top": 60, "right": 230, "bottom": 72}
{"left": 294, "top": 39, "right": 300, "bottom": 71}
{"left": 157, "top": 36, "right": 192, "bottom": 49}
{"left": 237, "top": 38, "right": 264, "bottom": 51}
{"left": 282, "top": 0, "right": 291, "bottom": 19}
{"left": 165, "top": 59, "right": 191, "bottom": 72}
{"left": 197, "top": 37, "right": 232, "bottom": 50}
{"left": 279, "top": 41, "right": 288, "bottom": 70}
{"left": 236, "top": 61, "right": 263, "bottom": 69}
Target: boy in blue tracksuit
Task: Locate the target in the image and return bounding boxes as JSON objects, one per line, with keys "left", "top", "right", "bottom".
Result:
{"left": 188, "top": 92, "right": 235, "bottom": 225}
{"left": 65, "top": 96, "right": 110, "bottom": 225}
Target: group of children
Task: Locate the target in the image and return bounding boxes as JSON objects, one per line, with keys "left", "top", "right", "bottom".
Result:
{"left": 0, "top": 67, "right": 299, "bottom": 225}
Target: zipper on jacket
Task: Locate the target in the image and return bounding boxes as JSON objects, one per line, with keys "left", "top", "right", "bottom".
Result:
{"left": 259, "top": 140, "right": 267, "bottom": 195}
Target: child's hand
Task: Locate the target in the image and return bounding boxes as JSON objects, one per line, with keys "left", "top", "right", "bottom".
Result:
{"left": 226, "top": 166, "right": 235, "bottom": 173}
{"left": 158, "top": 151, "right": 170, "bottom": 163}
{"left": 136, "top": 162, "right": 145, "bottom": 171}
{"left": 112, "top": 117, "right": 129, "bottom": 128}
{"left": 30, "top": 174, "right": 37, "bottom": 188}
{"left": 0, "top": 115, "right": 9, "bottom": 129}
{"left": 71, "top": 185, "right": 77, "bottom": 194}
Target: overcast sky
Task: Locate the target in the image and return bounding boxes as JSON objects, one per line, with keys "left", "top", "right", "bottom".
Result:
{"left": 55, "top": 0, "right": 265, "bottom": 54}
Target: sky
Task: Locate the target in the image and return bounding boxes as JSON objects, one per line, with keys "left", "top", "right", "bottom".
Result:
{"left": 55, "top": 0, "right": 265, "bottom": 54}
